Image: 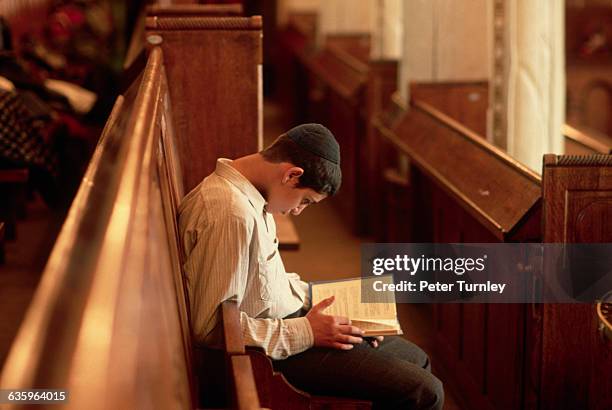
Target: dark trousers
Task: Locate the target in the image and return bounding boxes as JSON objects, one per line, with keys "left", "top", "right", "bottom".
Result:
{"left": 273, "top": 336, "right": 444, "bottom": 410}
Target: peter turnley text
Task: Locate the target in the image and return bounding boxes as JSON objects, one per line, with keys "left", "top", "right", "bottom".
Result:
{"left": 372, "top": 280, "right": 507, "bottom": 294}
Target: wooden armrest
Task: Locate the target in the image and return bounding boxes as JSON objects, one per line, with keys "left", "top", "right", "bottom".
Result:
{"left": 230, "top": 355, "right": 262, "bottom": 410}
{"left": 221, "top": 300, "right": 246, "bottom": 355}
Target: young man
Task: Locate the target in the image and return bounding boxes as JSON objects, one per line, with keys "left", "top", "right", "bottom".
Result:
{"left": 178, "top": 123, "right": 444, "bottom": 410}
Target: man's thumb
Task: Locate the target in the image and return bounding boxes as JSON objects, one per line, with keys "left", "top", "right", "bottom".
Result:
{"left": 313, "top": 295, "right": 334, "bottom": 311}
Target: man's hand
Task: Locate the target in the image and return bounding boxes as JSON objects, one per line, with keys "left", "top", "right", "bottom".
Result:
{"left": 365, "top": 336, "right": 384, "bottom": 348}
{"left": 306, "top": 296, "right": 364, "bottom": 350}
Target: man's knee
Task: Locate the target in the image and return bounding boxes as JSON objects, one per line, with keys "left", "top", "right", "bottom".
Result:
{"left": 418, "top": 373, "right": 444, "bottom": 410}
{"left": 415, "top": 345, "right": 431, "bottom": 371}
{"left": 379, "top": 371, "right": 444, "bottom": 410}
{"left": 383, "top": 337, "right": 431, "bottom": 370}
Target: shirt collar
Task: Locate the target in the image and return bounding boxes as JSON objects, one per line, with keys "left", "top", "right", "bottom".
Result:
{"left": 214, "top": 158, "right": 267, "bottom": 214}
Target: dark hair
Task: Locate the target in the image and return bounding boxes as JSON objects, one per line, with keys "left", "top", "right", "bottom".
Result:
{"left": 261, "top": 134, "right": 342, "bottom": 196}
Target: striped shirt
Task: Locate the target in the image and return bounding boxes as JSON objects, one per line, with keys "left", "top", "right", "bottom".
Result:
{"left": 178, "top": 158, "right": 314, "bottom": 359}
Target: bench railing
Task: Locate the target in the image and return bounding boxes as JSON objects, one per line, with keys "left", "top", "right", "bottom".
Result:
{"left": 1, "top": 48, "right": 193, "bottom": 410}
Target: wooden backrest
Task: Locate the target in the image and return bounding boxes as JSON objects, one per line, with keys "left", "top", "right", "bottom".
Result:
{"left": 376, "top": 95, "right": 542, "bottom": 242}
{"left": 373, "top": 92, "right": 543, "bottom": 409}
{"left": 147, "top": 3, "right": 243, "bottom": 17}
{"left": 539, "top": 154, "right": 612, "bottom": 410}
{"left": 305, "top": 35, "right": 370, "bottom": 98}
{"left": 374, "top": 89, "right": 612, "bottom": 409}
{"left": 543, "top": 154, "right": 612, "bottom": 242}
{"left": 123, "top": 3, "right": 245, "bottom": 88}
{"left": 0, "top": 48, "right": 193, "bottom": 409}
{"left": 409, "top": 81, "right": 489, "bottom": 138}
{"left": 145, "top": 15, "right": 263, "bottom": 193}
{"left": 563, "top": 122, "right": 612, "bottom": 155}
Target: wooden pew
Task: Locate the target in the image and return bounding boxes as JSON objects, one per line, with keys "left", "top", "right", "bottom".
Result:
{"left": 145, "top": 14, "right": 263, "bottom": 193}
{"left": 123, "top": 2, "right": 244, "bottom": 93}
{"left": 0, "top": 47, "right": 260, "bottom": 410}
{"left": 373, "top": 89, "right": 611, "bottom": 409}
{"left": 147, "top": 3, "right": 243, "bottom": 17}
{"left": 277, "top": 12, "right": 318, "bottom": 125}
{"left": 532, "top": 154, "right": 612, "bottom": 410}
{"left": 409, "top": 81, "right": 489, "bottom": 138}
{"left": 144, "top": 9, "right": 300, "bottom": 250}
{"left": 222, "top": 300, "right": 372, "bottom": 410}
{"left": 563, "top": 123, "right": 612, "bottom": 155}
{"left": 280, "top": 28, "right": 398, "bottom": 235}
{"left": 408, "top": 82, "right": 612, "bottom": 156}
{"left": 302, "top": 35, "right": 368, "bottom": 235}
{"left": 375, "top": 94, "right": 541, "bottom": 410}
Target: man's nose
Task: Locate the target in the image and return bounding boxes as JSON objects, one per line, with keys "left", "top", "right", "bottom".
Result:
{"left": 291, "top": 206, "right": 304, "bottom": 215}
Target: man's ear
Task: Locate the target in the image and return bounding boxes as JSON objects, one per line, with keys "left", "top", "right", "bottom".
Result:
{"left": 283, "top": 166, "right": 304, "bottom": 185}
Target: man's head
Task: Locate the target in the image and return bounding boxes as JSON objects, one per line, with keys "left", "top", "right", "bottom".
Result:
{"left": 261, "top": 123, "right": 341, "bottom": 215}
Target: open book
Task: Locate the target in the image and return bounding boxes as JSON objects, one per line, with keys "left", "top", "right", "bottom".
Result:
{"left": 309, "top": 276, "right": 403, "bottom": 337}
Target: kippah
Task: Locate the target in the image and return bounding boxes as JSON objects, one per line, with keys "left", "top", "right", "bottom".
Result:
{"left": 286, "top": 123, "right": 340, "bottom": 165}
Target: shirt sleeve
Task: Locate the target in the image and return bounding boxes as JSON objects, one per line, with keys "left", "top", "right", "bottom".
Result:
{"left": 286, "top": 272, "right": 311, "bottom": 310}
{"left": 182, "top": 211, "right": 314, "bottom": 360}
{"left": 241, "top": 313, "right": 313, "bottom": 360}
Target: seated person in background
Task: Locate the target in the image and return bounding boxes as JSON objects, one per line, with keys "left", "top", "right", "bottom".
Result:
{"left": 178, "top": 124, "right": 444, "bottom": 410}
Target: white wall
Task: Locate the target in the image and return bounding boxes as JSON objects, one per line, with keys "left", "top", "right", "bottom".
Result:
{"left": 317, "top": 0, "right": 375, "bottom": 46}
{"left": 399, "top": 0, "right": 490, "bottom": 100}
{"left": 277, "top": 0, "right": 321, "bottom": 26}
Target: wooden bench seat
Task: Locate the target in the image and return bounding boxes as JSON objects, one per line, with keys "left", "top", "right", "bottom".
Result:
{"left": 222, "top": 300, "right": 372, "bottom": 410}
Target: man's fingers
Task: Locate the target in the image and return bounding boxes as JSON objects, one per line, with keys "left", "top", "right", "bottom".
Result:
{"left": 312, "top": 296, "right": 335, "bottom": 312}
{"left": 364, "top": 336, "right": 383, "bottom": 348}
{"left": 331, "top": 342, "right": 354, "bottom": 350}
{"left": 336, "top": 334, "right": 363, "bottom": 344}
{"left": 337, "top": 325, "right": 364, "bottom": 336}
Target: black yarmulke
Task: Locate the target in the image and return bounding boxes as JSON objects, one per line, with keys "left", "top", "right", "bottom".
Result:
{"left": 286, "top": 123, "right": 340, "bottom": 165}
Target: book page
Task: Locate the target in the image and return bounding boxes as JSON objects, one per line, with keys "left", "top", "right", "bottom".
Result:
{"left": 311, "top": 276, "right": 397, "bottom": 321}
{"left": 350, "top": 320, "right": 401, "bottom": 335}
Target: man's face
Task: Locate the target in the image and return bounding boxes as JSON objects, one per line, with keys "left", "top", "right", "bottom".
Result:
{"left": 265, "top": 167, "right": 327, "bottom": 215}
